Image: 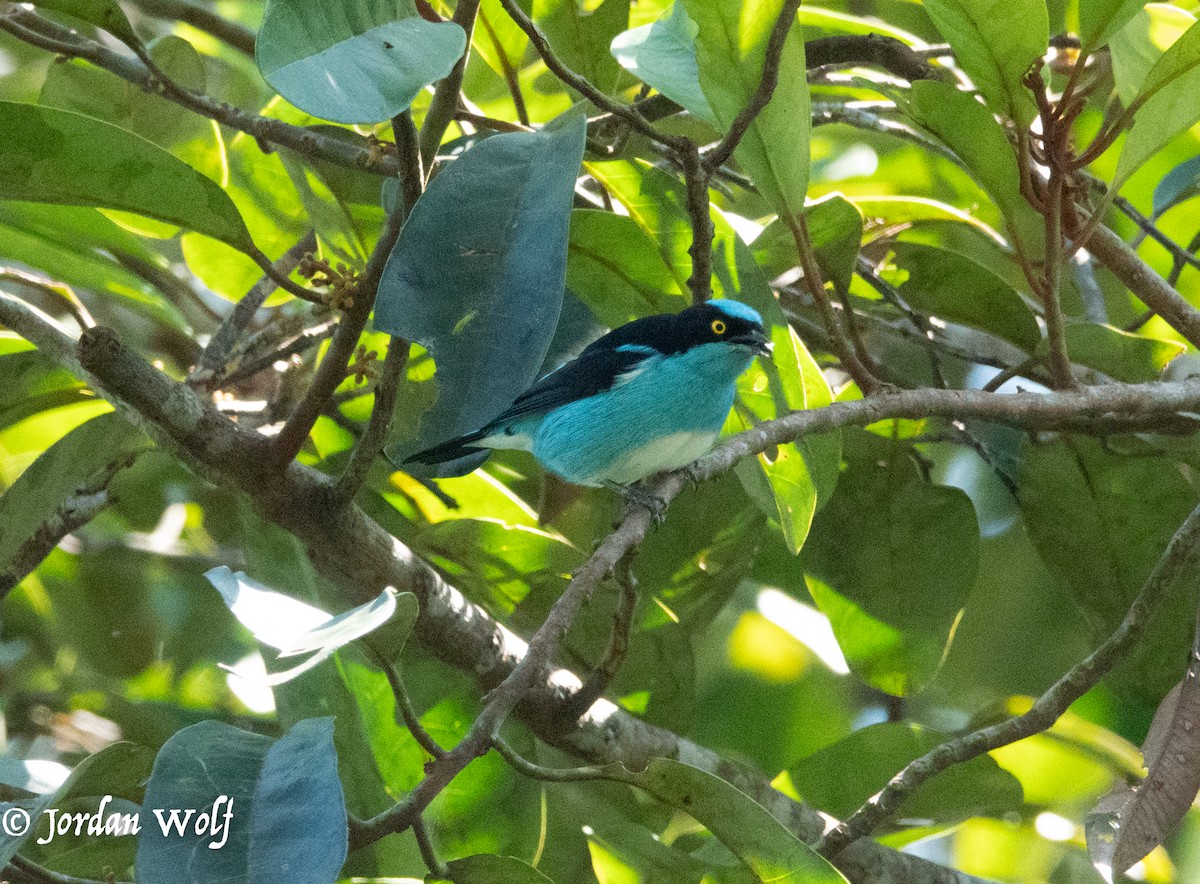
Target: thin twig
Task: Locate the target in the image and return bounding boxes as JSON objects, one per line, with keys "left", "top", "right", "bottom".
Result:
{"left": 368, "top": 649, "right": 446, "bottom": 759}
{"left": 190, "top": 231, "right": 316, "bottom": 389}
{"left": 0, "top": 268, "right": 94, "bottom": 330}
{"left": 492, "top": 735, "right": 609, "bottom": 782}
{"left": 214, "top": 318, "right": 339, "bottom": 389}
{"left": 820, "top": 499, "right": 1200, "bottom": 856}
{"left": 563, "top": 554, "right": 639, "bottom": 720}
{"left": 412, "top": 816, "right": 447, "bottom": 878}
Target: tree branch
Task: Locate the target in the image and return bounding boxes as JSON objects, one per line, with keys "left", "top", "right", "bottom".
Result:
{"left": 418, "top": 0, "right": 482, "bottom": 168}
{"left": 819, "top": 499, "right": 1200, "bottom": 856}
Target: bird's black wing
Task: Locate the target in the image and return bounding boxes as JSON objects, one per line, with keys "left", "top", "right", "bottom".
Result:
{"left": 490, "top": 343, "right": 657, "bottom": 424}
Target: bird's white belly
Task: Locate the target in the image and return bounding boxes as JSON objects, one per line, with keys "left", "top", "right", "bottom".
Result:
{"left": 595, "top": 430, "right": 717, "bottom": 486}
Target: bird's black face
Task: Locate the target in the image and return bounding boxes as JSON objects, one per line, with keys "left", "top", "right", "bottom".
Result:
{"left": 680, "top": 302, "right": 771, "bottom": 355}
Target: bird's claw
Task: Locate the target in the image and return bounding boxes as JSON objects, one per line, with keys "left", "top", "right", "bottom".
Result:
{"left": 607, "top": 482, "right": 668, "bottom": 524}
{"left": 682, "top": 463, "right": 703, "bottom": 491}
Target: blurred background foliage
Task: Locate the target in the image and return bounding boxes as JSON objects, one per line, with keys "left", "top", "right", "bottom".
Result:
{"left": 1, "top": 0, "right": 1200, "bottom": 881}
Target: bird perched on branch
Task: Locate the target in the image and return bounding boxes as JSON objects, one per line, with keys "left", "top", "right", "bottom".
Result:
{"left": 405, "top": 299, "right": 771, "bottom": 495}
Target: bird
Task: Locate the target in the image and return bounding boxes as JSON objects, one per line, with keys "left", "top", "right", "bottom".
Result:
{"left": 404, "top": 299, "right": 771, "bottom": 494}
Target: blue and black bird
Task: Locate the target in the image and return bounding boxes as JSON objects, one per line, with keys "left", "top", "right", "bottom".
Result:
{"left": 405, "top": 299, "right": 771, "bottom": 490}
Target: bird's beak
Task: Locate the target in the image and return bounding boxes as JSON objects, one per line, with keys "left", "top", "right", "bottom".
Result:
{"left": 733, "top": 329, "right": 772, "bottom": 357}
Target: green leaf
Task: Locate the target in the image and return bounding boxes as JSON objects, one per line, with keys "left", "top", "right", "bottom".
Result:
{"left": 1018, "top": 437, "right": 1200, "bottom": 702}
{"left": 890, "top": 241, "right": 1041, "bottom": 351}
{"left": 27, "top": 0, "right": 138, "bottom": 45}
{"left": 535, "top": 0, "right": 630, "bottom": 94}
{"left": 136, "top": 719, "right": 347, "bottom": 884}
{"left": 920, "top": 0, "right": 1046, "bottom": 124}
{"left": 752, "top": 194, "right": 863, "bottom": 293}
{"left": 905, "top": 80, "right": 1038, "bottom": 236}
{"left": 378, "top": 112, "right": 587, "bottom": 468}
{"left": 436, "top": 853, "right": 557, "bottom": 883}
{"left": 802, "top": 434, "right": 980, "bottom": 696}
{"left": 610, "top": 1, "right": 717, "bottom": 124}
{"left": 566, "top": 209, "right": 686, "bottom": 326}
{"left": 1153, "top": 154, "right": 1200, "bottom": 218}
{"left": 788, "top": 722, "right": 1023, "bottom": 824}
{"left": 1114, "top": 18, "right": 1200, "bottom": 190}
{"left": 1056, "top": 322, "right": 1185, "bottom": 383}
{"left": 609, "top": 759, "right": 848, "bottom": 882}
{"left": 256, "top": 0, "right": 467, "bottom": 124}
{"left": 0, "top": 350, "right": 90, "bottom": 432}
{"left": 683, "top": 0, "right": 809, "bottom": 216}
{"left": 0, "top": 412, "right": 148, "bottom": 579}
{"left": 473, "top": 0, "right": 530, "bottom": 81}
{"left": 1079, "top": 0, "right": 1147, "bottom": 53}
{"left": 1109, "top": 5, "right": 1195, "bottom": 105}
{"left": 0, "top": 101, "right": 253, "bottom": 251}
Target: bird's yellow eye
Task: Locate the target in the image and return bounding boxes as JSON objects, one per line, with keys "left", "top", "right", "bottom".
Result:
{"left": 711, "top": 319, "right": 726, "bottom": 335}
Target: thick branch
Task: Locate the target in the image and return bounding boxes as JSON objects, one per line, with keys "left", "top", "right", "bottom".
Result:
{"left": 126, "top": 0, "right": 256, "bottom": 56}
{"left": 820, "top": 499, "right": 1200, "bottom": 856}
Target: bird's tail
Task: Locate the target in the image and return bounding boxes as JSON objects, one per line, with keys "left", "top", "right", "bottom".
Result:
{"left": 403, "top": 429, "right": 488, "bottom": 465}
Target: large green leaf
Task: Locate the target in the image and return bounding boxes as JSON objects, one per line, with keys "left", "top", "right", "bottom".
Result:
{"left": 435, "top": 854, "right": 556, "bottom": 883}
{"left": 256, "top": 0, "right": 467, "bottom": 124}
{"left": 890, "top": 241, "right": 1040, "bottom": 351}
{"left": 682, "top": 0, "right": 809, "bottom": 217}
{"left": 535, "top": 0, "right": 630, "bottom": 94}
{"left": 0, "top": 350, "right": 90, "bottom": 432}
{"left": 1080, "top": 0, "right": 1148, "bottom": 53}
{"left": 378, "top": 112, "right": 586, "bottom": 469}
{"left": 905, "top": 80, "right": 1038, "bottom": 238}
{"left": 609, "top": 1, "right": 717, "bottom": 124}
{"left": 1109, "top": 5, "right": 1195, "bottom": 106}
{"left": 566, "top": 209, "right": 686, "bottom": 326}
{"left": 0, "top": 412, "right": 147, "bottom": 579}
{"left": 788, "top": 722, "right": 1023, "bottom": 824}
{"left": 1018, "top": 437, "right": 1200, "bottom": 702}
{"left": 802, "top": 433, "right": 980, "bottom": 696}
{"left": 921, "top": 0, "right": 1046, "bottom": 124}
{"left": 610, "top": 759, "right": 848, "bottom": 882}
{"left": 1152, "top": 154, "right": 1200, "bottom": 218}
{"left": 1057, "top": 322, "right": 1185, "bottom": 383}
{"left": 1114, "top": 18, "right": 1200, "bottom": 190}
{"left": 135, "top": 719, "right": 347, "bottom": 884}
{"left": 0, "top": 101, "right": 253, "bottom": 251}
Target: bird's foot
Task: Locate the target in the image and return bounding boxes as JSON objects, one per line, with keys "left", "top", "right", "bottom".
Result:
{"left": 682, "top": 463, "right": 704, "bottom": 491}
{"left": 605, "top": 481, "right": 668, "bottom": 524}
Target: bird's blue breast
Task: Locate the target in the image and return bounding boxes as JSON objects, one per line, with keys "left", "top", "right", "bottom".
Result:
{"left": 528, "top": 342, "right": 755, "bottom": 486}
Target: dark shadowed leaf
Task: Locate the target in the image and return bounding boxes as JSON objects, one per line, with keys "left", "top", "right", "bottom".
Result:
{"left": 0, "top": 101, "right": 253, "bottom": 251}
{"left": 891, "top": 242, "right": 1040, "bottom": 351}
{"left": 377, "top": 112, "right": 586, "bottom": 470}
{"left": 0, "top": 350, "right": 90, "bottom": 432}
{"left": 789, "top": 722, "right": 1022, "bottom": 825}
{"left": 256, "top": 0, "right": 467, "bottom": 124}
{"left": 609, "top": 1, "right": 716, "bottom": 124}
{"left": 921, "top": 0, "right": 1046, "bottom": 124}
{"left": 136, "top": 719, "right": 347, "bottom": 884}
{"left": 802, "top": 433, "right": 980, "bottom": 695}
